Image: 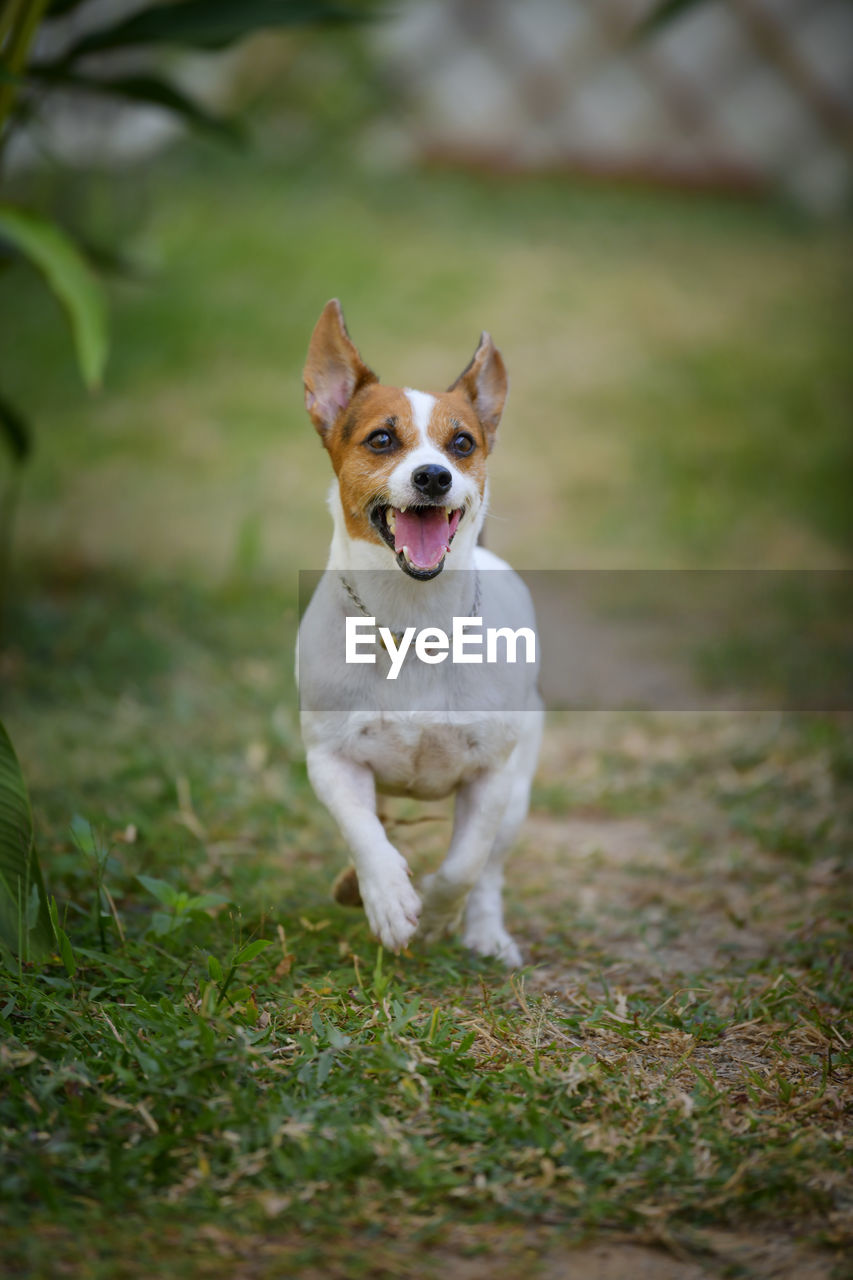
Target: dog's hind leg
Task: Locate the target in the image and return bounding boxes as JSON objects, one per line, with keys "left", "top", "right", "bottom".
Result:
{"left": 417, "top": 766, "right": 515, "bottom": 950}
{"left": 419, "top": 712, "right": 542, "bottom": 964}
{"left": 462, "top": 714, "right": 543, "bottom": 966}
{"left": 460, "top": 778, "right": 531, "bottom": 967}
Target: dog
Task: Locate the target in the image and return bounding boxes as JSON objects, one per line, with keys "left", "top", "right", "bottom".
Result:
{"left": 297, "top": 300, "right": 543, "bottom": 966}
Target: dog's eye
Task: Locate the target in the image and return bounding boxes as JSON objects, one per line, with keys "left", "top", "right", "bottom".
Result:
{"left": 366, "top": 429, "right": 395, "bottom": 451}
{"left": 451, "top": 432, "right": 475, "bottom": 456}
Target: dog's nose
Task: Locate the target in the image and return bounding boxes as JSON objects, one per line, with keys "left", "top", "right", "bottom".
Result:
{"left": 412, "top": 464, "right": 452, "bottom": 499}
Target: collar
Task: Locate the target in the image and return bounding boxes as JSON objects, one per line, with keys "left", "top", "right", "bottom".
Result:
{"left": 338, "top": 571, "right": 482, "bottom": 652}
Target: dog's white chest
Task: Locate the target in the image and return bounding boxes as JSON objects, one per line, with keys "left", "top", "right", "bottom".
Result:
{"left": 344, "top": 715, "right": 516, "bottom": 800}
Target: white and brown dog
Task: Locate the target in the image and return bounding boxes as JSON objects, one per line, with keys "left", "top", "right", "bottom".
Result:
{"left": 297, "top": 300, "right": 542, "bottom": 966}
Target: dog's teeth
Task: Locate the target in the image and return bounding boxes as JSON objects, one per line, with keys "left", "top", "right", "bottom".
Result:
{"left": 387, "top": 510, "right": 396, "bottom": 534}
{"left": 446, "top": 507, "right": 453, "bottom": 520}
{"left": 399, "top": 505, "right": 407, "bottom": 514}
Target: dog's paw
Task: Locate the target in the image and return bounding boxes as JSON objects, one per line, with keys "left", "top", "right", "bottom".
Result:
{"left": 417, "top": 873, "right": 467, "bottom": 944}
{"left": 462, "top": 920, "right": 523, "bottom": 969}
{"left": 360, "top": 867, "right": 421, "bottom": 954}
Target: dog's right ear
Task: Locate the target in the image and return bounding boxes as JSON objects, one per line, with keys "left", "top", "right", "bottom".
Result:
{"left": 303, "top": 300, "right": 378, "bottom": 439}
{"left": 447, "top": 331, "right": 507, "bottom": 451}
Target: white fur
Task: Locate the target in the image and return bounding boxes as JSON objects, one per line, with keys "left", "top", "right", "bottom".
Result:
{"left": 403, "top": 388, "right": 436, "bottom": 441}
{"left": 299, "top": 396, "right": 543, "bottom": 965}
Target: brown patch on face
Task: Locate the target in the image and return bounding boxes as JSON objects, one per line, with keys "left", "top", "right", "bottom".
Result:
{"left": 427, "top": 389, "right": 490, "bottom": 493}
{"left": 325, "top": 385, "right": 421, "bottom": 543}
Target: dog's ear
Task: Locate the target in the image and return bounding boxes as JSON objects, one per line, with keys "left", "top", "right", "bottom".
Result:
{"left": 448, "top": 331, "right": 507, "bottom": 448}
{"left": 303, "top": 299, "right": 378, "bottom": 438}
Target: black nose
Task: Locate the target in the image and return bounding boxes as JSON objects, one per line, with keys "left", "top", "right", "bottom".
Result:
{"left": 412, "top": 464, "right": 452, "bottom": 499}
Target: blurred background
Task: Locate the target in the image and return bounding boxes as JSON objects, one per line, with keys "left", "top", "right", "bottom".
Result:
{"left": 0, "top": 0, "right": 851, "bottom": 808}
{"left": 2, "top": 0, "right": 851, "bottom": 586}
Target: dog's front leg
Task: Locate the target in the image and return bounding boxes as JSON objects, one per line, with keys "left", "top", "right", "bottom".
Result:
{"left": 418, "top": 765, "right": 514, "bottom": 950}
{"left": 306, "top": 748, "right": 421, "bottom": 953}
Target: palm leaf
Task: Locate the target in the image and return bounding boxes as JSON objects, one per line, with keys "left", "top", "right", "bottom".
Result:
{"left": 61, "top": 0, "right": 375, "bottom": 59}
{"left": 46, "top": 0, "right": 94, "bottom": 15}
{"left": 27, "top": 68, "right": 245, "bottom": 145}
{"left": 0, "top": 207, "right": 108, "bottom": 390}
{"left": 0, "top": 719, "right": 52, "bottom": 959}
{"left": 0, "top": 391, "right": 31, "bottom": 463}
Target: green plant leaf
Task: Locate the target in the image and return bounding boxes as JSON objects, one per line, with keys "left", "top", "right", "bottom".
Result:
{"left": 58, "top": 922, "right": 77, "bottom": 975}
{"left": 185, "top": 891, "right": 229, "bottom": 912}
{"left": 0, "top": 391, "right": 31, "bottom": 463}
{"left": 62, "top": 0, "right": 375, "bottom": 57}
{"left": 0, "top": 719, "right": 51, "bottom": 958}
{"left": 148, "top": 910, "right": 178, "bottom": 936}
{"left": 0, "top": 207, "right": 108, "bottom": 389}
{"left": 136, "top": 874, "right": 179, "bottom": 907}
{"left": 47, "top": 896, "right": 77, "bottom": 977}
{"left": 70, "top": 813, "right": 97, "bottom": 856}
{"left": 27, "top": 69, "right": 245, "bottom": 145}
{"left": 234, "top": 938, "right": 271, "bottom": 964}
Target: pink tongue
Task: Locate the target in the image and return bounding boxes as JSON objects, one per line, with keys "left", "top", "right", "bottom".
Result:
{"left": 394, "top": 507, "right": 452, "bottom": 570}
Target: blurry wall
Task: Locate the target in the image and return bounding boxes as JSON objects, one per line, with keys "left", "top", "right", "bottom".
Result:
{"left": 9, "top": 0, "right": 853, "bottom": 215}
{"left": 372, "top": 0, "right": 853, "bottom": 213}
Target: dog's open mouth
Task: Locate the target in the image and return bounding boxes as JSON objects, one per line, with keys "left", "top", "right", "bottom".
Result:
{"left": 371, "top": 503, "right": 463, "bottom": 579}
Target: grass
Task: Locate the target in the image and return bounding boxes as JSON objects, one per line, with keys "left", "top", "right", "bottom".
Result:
{"left": 0, "top": 135, "right": 851, "bottom": 1277}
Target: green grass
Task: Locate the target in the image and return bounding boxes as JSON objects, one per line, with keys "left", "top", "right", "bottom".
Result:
{"left": 1, "top": 137, "right": 852, "bottom": 1277}
{"left": 2, "top": 577, "right": 851, "bottom": 1277}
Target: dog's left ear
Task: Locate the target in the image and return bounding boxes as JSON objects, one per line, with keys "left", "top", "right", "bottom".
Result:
{"left": 303, "top": 299, "right": 378, "bottom": 440}
{"left": 448, "top": 332, "right": 507, "bottom": 449}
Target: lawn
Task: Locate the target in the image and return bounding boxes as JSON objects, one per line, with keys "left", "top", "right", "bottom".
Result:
{"left": 1, "top": 141, "right": 851, "bottom": 1278}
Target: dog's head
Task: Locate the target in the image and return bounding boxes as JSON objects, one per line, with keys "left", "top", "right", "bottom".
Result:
{"left": 303, "top": 299, "right": 507, "bottom": 580}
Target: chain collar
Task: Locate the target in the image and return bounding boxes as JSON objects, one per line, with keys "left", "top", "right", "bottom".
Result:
{"left": 339, "top": 571, "right": 481, "bottom": 651}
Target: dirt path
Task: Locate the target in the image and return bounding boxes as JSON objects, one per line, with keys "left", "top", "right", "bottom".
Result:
{"left": 373, "top": 708, "right": 851, "bottom": 1278}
